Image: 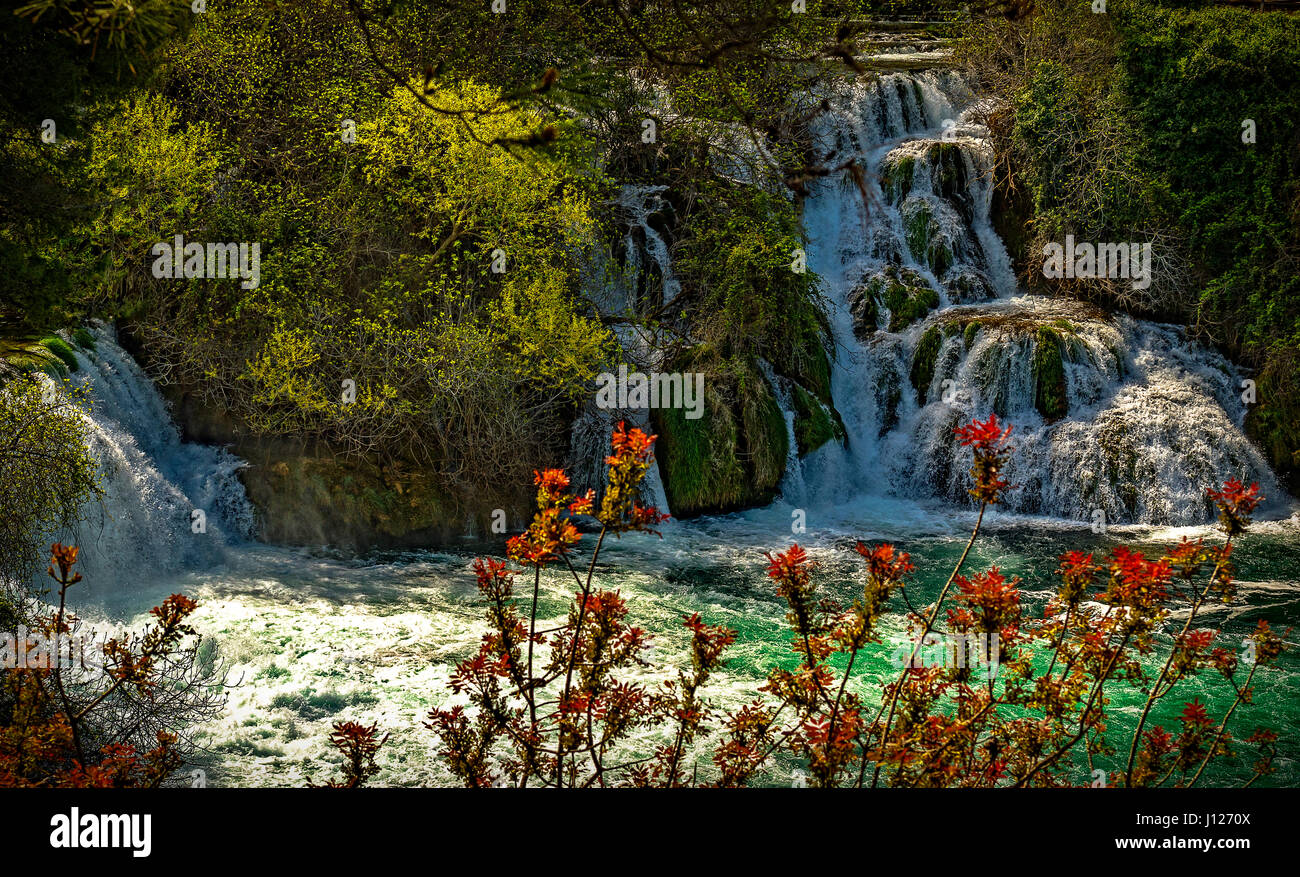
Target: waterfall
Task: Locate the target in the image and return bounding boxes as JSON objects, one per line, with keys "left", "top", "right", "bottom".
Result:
{"left": 46, "top": 325, "right": 254, "bottom": 593}
{"left": 613, "top": 183, "right": 681, "bottom": 307}
{"left": 567, "top": 184, "right": 681, "bottom": 513}
{"left": 791, "top": 69, "right": 1284, "bottom": 525}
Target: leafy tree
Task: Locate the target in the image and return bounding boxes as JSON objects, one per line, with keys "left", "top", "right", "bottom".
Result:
{"left": 0, "top": 375, "right": 99, "bottom": 589}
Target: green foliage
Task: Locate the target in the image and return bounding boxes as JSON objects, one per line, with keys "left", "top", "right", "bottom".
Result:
{"left": 42, "top": 3, "right": 621, "bottom": 509}
{"left": 40, "top": 337, "right": 79, "bottom": 373}
{"left": 1112, "top": 4, "right": 1300, "bottom": 344}
{"left": 70, "top": 327, "right": 96, "bottom": 350}
{"left": 677, "top": 181, "right": 832, "bottom": 400}
{"left": 0, "top": 0, "right": 181, "bottom": 335}
{"left": 0, "top": 376, "right": 101, "bottom": 587}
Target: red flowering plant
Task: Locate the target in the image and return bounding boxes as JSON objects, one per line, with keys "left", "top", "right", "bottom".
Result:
{"left": 421, "top": 412, "right": 1286, "bottom": 788}
{"left": 0, "top": 545, "right": 220, "bottom": 787}
{"left": 426, "top": 422, "right": 735, "bottom": 788}
{"left": 723, "top": 414, "right": 1288, "bottom": 787}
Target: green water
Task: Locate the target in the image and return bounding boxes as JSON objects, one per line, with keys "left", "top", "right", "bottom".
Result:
{"left": 88, "top": 497, "right": 1299, "bottom": 787}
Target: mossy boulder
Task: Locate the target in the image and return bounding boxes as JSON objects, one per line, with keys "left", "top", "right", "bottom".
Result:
{"left": 880, "top": 153, "right": 916, "bottom": 204}
{"left": 910, "top": 323, "right": 944, "bottom": 404}
{"left": 651, "top": 353, "right": 788, "bottom": 517}
{"left": 791, "top": 382, "right": 846, "bottom": 456}
{"left": 40, "top": 337, "right": 79, "bottom": 373}
{"left": 873, "top": 362, "right": 903, "bottom": 437}
{"left": 849, "top": 265, "right": 939, "bottom": 337}
{"left": 849, "top": 285, "right": 880, "bottom": 336}
{"left": 234, "top": 443, "right": 482, "bottom": 549}
{"left": 945, "top": 269, "right": 995, "bottom": 304}
{"left": 1033, "top": 326, "right": 1069, "bottom": 421}
{"left": 902, "top": 197, "right": 957, "bottom": 278}
{"left": 1, "top": 339, "right": 72, "bottom": 379}
{"left": 927, "top": 141, "right": 974, "bottom": 223}
{"left": 71, "top": 327, "right": 97, "bottom": 350}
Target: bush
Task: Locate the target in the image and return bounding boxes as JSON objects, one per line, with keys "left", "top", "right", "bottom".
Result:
{"left": 0, "top": 545, "right": 218, "bottom": 787}
{"left": 0, "top": 376, "right": 100, "bottom": 588}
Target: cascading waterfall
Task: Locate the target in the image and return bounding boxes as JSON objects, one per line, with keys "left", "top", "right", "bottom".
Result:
{"left": 44, "top": 325, "right": 255, "bottom": 593}
{"left": 565, "top": 183, "right": 676, "bottom": 512}
{"left": 789, "top": 68, "right": 1284, "bottom": 525}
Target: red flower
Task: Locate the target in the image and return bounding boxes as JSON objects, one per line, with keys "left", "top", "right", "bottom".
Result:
{"left": 955, "top": 567, "right": 1021, "bottom": 631}
{"left": 1179, "top": 699, "right": 1211, "bottom": 729}
{"left": 1207, "top": 478, "right": 1263, "bottom": 536}
{"left": 507, "top": 507, "right": 580, "bottom": 566}
{"left": 607, "top": 422, "right": 656, "bottom": 466}
{"left": 568, "top": 489, "right": 595, "bottom": 516}
{"left": 765, "top": 544, "right": 811, "bottom": 581}
{"left": 855, "top": 542, "right": 914, "bottom": 583}
{"left": 598, "top": 422, "right": 666, "bottom": 534}
{"left": 1143, "top": 726, "right": 1175, "bottom": 756}
{"left": 630, "top": 502, "right": 670, "bottom": 534}
{"left": 1106, "top": 545, "right": 1170, "bottom": 608}
{"left": 953, "top": 414, "right": 1013, "bottom": 505}
{"left": 1207, "top": 478, "right": 1262, "bottom": 514}
{"left": 535, "top": 468, "right": 571, "bottom": 506}
{"left": 955, "top": 414, "right": 1013, "bottom": 453}
{"left": 1056, "top": 550, "right": 1097, "bottom": 604}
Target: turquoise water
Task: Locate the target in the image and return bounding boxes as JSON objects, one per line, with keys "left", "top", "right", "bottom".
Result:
{"left": 81, "top": 496, "right": 1300, "bottom": 787}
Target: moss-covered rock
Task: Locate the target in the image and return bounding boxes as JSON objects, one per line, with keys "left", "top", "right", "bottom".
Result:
{"left": 885, "top": 281, "right": 940, "bottom": 332}
{"left": 904, "top": 200, "right": 932, "bottom": 266}
{"left": 651, "top": 353, "right": 788, "bottom": 517}
{"left": 849, "top": 266, "right": 939, "bottom": 337}
{"left": 881, "top": 153, "right": 916, "bottom": 204}
{"left": 71, "top": 327, "right": 97, "bottom": 350}
{"left": 1033, "top": 326, "right": 1069, "bottom": 420}
{"left": 902, "top": 198, "right": 955, "bottom": 277}
{"left": 945, "top": 269, "right": 994, "bottom": 304}
{"left": 1, "top": 339, "right": 70, "bottom": 379}
{"left": 927, "top": 141, "right": 975, "bottom": 223}
{"left": 869, "top": 358, "right": 903, "bottom": 438}
{"left": 40, "top": 337, "right": 79, "bottom": 373}
{"left": 849, "top": 285, "right": 880, "bottom": 335}
{"left": 791, "top": 382, "right": 846, "bottom": 456}
{"left": 910, "top": 323, "right": 944, "bottom": 404}
{"left": 238, "top": 450, "right": 465, "bottom": 547}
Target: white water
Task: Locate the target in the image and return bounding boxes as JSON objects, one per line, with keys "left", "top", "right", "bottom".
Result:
{"left": 45, "top": 325, "right": 254, "bottom": 602}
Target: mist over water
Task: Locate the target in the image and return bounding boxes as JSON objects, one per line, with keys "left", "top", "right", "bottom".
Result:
{"left": 49, "top": 72, "right": 1299, "bottom": 787}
